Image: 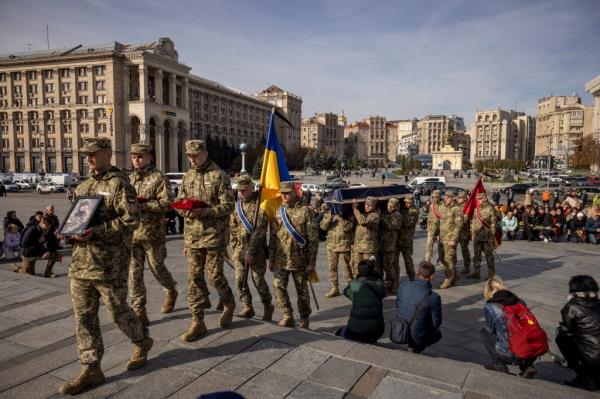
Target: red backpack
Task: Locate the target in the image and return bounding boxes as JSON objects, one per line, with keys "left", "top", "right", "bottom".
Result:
{"left": 503, "top": 303, "right": 549, "bottom": 359}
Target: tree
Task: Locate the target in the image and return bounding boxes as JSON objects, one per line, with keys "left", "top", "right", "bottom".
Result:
{"left": 571, "top": 136, "right": 600, "bottom": 169}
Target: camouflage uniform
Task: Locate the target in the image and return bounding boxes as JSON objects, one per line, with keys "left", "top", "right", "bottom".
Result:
{"left": 425, "top": 191, "right": 442, "bottom": 263}
{"left": 379, "top": 198, "right": 403, "bottom": 290}
{"left": 177, "top": 142, "right": 235, "bottom": 322}
{"left": 128, "top": 148, "right": 176, "bottom": 313}
{"left": 269, "top": 184, "right": 318, "bottom": 320}
{"left": 471, "top": 193, "right": 496, "bottom": 279}
{"left": 438, "top": 193, "right": 464, "bottom": 288}
{"left": 352, "top": 197, "right": 380, "bottom": 275}
{"left": 456, "top": 192, "right": 472, "bottom": 274}
{"left": 397, "top": 197, "right": 419, "bottom": 280}
{"left": 230, "top": 179, "right": 272, "bottom": 309}
{"left": 68, "top": 138, "right": 146, "bottom": 366}
{"left": 320, "top": 208, "right": 354, "bottom": 290}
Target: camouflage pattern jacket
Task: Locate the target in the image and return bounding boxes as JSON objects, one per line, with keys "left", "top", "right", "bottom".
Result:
{"left": 320, "top": 212, "right": 354, "bottom": 252}
{"left": 353, "top": 207, "right": 380, "bottom": 253}
{"left": 439, "top": 202, "right": 463, "bottom": 243}
{"left": 69, "top": 166, "right": 139, "bottom": 280}
{"left": 129, "top": 165, "right": 172, "bottom": 244}
{"left": 471, "top": 202, "right": 497, "bottom": 242}
{"left": 427, "top": 201, "right": 442, "bottom": 235}
{"left": 230, "top": 193, "right": 268, "bottom": 260}
{"left": 269, "top": 201, "right": 318, "bottom": 271}
{"left": 177, "top": 159, "right": 234, "bottom": 249}
{"left": 379, "top": 211, "right": 402, "bottom": 252}
{"left": 459, "top": 212, "right": 471, "bottom": 241}
{"left": 397, "top": 207, "right": 419, "bottom": 246}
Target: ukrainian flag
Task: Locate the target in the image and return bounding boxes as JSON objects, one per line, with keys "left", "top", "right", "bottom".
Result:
{"left": 259, "top": 111, "right": 290, "bottom": 219}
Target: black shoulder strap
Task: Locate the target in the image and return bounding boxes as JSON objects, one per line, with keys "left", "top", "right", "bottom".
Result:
{"left": 409, "top": 291, "right": 433, "bottom": 324}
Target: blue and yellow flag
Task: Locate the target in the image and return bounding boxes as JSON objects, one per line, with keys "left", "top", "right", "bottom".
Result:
{"left": 259, "top": 111, "right": 290, "bottom": 219}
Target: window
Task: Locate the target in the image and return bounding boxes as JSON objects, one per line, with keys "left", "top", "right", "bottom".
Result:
{"left": 95, "top": 80, "right": 105, "bottom": 90}
{"left": 79, "top": 123, "right": 89, "bottom": 133}
{"left": 11, "top": 72, "right": 21, "bottom": 81}
{"left": 27, "top": 71, "right": 37, "bottom": 80}
{"left": 0, "top": 73, "right": 5, "bottom": 81}
{"left": 95, "top": 108, "right": 106, "bottom": 118}
{"left": 13, "top": 85, "right": 22, "bottom": 95}
{"left": 77, "top": 109, "right": 88, "bottom": 118}
{"left": 2, "top": 139, "right": 8, "bottom": 148}
{"left": 45, "top": 83, "right": 54, "bottom": 93}
{"left": 64, "top": 138, "right": 72, "bottom": 148}
{"left": 45, "top": 97, "right": 55, "bottom": 105}
{"left": 0, "top": 87, "right": 6, "bottom": 96}
{"left": 94, "top": 66, "right": 105, "bottom": 76}
{"left": 32, "top": 138, "right": 40, "bottom": 148}
{"left": 78, "top": 96, "right": 88, "bottom": 104}
{"left": 95, "top": 123, "right": 107, "bottom": 133}
{"left": 17, "top": 138, "right": 25, "bottom": 148}
{"left": 61, "top": 82, "right": 70, "bottom": 92}
{"left": 95, "top": 95, "right": 105, "bottom": 104}
{"left": 43, "top": 69, "right": 53, "bottom": 79}
{"left": 77, "top": 67, "right": 87, "bottom": 77}
{"left": 48, "top": 138, "right": 55, "bottom": 148}
{"left": 61, "top": 96, "right": 71, "bottom": 105}
{"left": 28, "top": 84, "right": 37, "bottom": 94}
{"left": 78, "top": 81, "right": 87, "bottom": 91}
{"left": 60, "top": 68, "right": 70, "bottom": 78}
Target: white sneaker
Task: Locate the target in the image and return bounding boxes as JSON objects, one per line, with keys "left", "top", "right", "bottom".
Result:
{"left": 544, "top": 238, "right": 549, "bottom": 243}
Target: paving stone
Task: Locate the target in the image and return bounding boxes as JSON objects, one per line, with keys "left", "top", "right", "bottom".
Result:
{"left": 231, "top": 338, "right": 293, "bottom": 368}
{"left": 0, "top": 315, "right": 26, "bottom": 333}
{"left": 370, "top": 375, "right": 462, "bottom": 399}
{"left": 214, "top": 357, "right": 263, "bottom": 380}
{"left": 237, "top": 369, "right": 301, "bottom": 399}
{"left": 2, "top": 301, "right": 70, "bottom": 323}
{"left": 201, "top": 328, "right": 261, "bottom": 357}
{"left": 0, "top": 373, "right": 65, "bottom": 399}
{"left": 287, "top": 381, "right": 345, "bottom": 399}
{"left": 7, "top": 315, "right": 75, "bottom": 349}
{"left": 268, "top": 347, "right": 330, "bottom": 380}
{"left": 308, "top": 356, "right": 369, "bottom": 392}
{"left": 349, "top": 366, "right": 388, "bottom": 397}
{"left": 169, "top": 369, "right": 246, "bottom": 399}
{"left": 0, "top": 338, "right": 33, "bottom": 363}
{"left": 167, "top": 348, "right": 229, "bottom": 376}
{"left": 110, "top": 367, "right": 197, "bottom": 399}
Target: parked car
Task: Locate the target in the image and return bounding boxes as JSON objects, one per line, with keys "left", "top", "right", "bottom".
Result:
{"left": 13, "top": 179, "right": 37, "bottom": 189}
{"left": 500, "top": 183, "right": 535, "bottom": 194}
{"left": 1, "top": 179, "right": 19, "bottom": 192}
{"left": 408, "top": 176, "right": 446, "bottom": 188}
{"left": 418, "top": 181, "right": 446, "bottom": 195}
{"left": 576, "top": 186, "right": 600, "bottom": 201}
{"left": 587, "top": 176, "right": 600, "bottom": 186}
{"left": 37, "top": 181, "right": 64, "bottom": 193}
{"left": 527, "top": 183, "right": 562, "bottom": 195}
{"left": 321, "top": 178, "right": 348, "bottom": 190}
{"left": 348, "top": 183, "right": 368, "bottom": 188}
{"left": 300, "top": 183, "right": 330, "bottom": 195}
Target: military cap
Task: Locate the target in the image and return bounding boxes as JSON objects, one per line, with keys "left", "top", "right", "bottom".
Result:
{"left": 444, "top": 191, "right": 455, "bottom": 198}
{"left": 185, "top": 140, "right": 206, "bottom": 155}
{"left": 235, "top": 175, "right": 254, "bottom": 190}
{"left": 80, "top": 137, "right": 111, "bottom": 154}
{"left": 388, "top": 198, "right": 400, "bottom": 206}
{"left": 279, "top": 182, "right": 295, "bottom": 193}
{"left": 457, "top": 191, "right": 467, "bottom": 199}
{"left": 476, "top": 192, "right": 488, "bottom": 199}
{"left": 130, "top": 143, "right": 151, "bottom": 155}
{"left": 365, "top": 196, "right": 378, "bottom": 206}
{"left": 404, "top": 196, "right": 414, "bottom": 203}
{"left": 431, "top": 190, "right": 441, "bottom": 198}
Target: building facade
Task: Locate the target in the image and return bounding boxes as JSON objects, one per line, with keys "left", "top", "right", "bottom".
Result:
{"left": 397, "top": 131, "right": 419, "bottom": 156}
{"left": 585, "top": 74, "right": 600, "bottom": 143}
{"left": 256, "top": 85, "right": 302, "bottom": 152}
{"left": 417, "top": 114, "right": 465, "bottom": 155}
{"left": 343, "top": 116, "right": 390, "bottom": 164}
{"left": 300, "top": 113, "right": 343, "bottom": 157}
{"left": 535, "top": 96, "right": 592, "bottom": 167}
{"left": 0, "top": 38, "right": 299, "bottom": 174}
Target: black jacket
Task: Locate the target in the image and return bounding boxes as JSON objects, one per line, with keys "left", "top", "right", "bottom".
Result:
{"left": 559, "top": 296, "right": 600, "bottom": 360}
{"left": 21, "top": 225, "right": 46, "bottom": 258}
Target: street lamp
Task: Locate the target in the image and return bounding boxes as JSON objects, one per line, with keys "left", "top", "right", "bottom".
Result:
{"left": 239, "top": 142, "right": 247, "bottom": 174}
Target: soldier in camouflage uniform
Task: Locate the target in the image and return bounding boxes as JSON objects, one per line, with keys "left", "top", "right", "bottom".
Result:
{"left": 455, "top": 191, "right": 472, "bottom": 275}
{"left": 320, "top": 203, "right": 354, "bottom": 298}
{"left": 269, "top": 182, "right": 318, "bottom": 329}
{"left": 128, "top": 143, "right": 178, "bottom": 327}
{"left": 425, "top": 190, "right": 442, "bottom": 263}
{"left": 59, "top": 138, "right": 153, "bottom": 395}
{"left": 469, "top": 192, "right": 496, "bottom": 280}
{"left": 177, "top": 140, "right": 236, "bottom": 342}
{"left": 397, "top": 196, "right": 419, "bottom": 281}
{"left": 352, "top": 196, "right": 380, "bottom": 275}
{"left": 230, "top": 175, "right": 274, "bottom": 320}
{"left": 379, "top": 198, "right": 403, "bottom": 291}
{"left": 437, "top": 192, "right": 464, "bottom": 289}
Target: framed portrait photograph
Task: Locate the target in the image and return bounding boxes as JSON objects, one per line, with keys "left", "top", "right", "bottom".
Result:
{"left": 57, "top": 196, "right": 102, "bottom": 237}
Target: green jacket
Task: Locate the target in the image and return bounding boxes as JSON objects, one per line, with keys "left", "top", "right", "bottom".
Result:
{"left": 344, "top": 276, "right": 386, "bottom": 336}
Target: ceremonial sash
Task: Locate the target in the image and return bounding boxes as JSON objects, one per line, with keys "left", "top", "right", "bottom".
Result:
{"left": 432, "top": 204, "right": 441, "bottom": 220}
{"left": 475, "top": 206, "right": 490, "bottom": 230}
{"left": 236, "top": 200, "right": 253, "bottom": 235}
{"left": 279, "top": 206, "right": 306, "bottom": 247}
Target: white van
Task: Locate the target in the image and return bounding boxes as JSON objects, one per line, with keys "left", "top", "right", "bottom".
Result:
{"left": 408, "top": 176, "right": 446, "bottom": 188}
{"left": 165, "top": 172, "right": 185, "bottom": 186}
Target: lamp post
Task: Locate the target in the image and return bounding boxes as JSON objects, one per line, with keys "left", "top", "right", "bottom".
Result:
{"left": 239, "top": 142, "right": 247, "bottom": 174}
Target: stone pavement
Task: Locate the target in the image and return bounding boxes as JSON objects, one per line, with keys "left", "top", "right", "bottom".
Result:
{"left": 1, "top": 189, "right": 600, "bottom": 398}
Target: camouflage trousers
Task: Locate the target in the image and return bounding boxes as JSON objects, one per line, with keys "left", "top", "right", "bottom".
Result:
{"left": 187, "top": 247, "right": 234, "bottom": 319}
{"left": 425, "top": 233, "right": 442, "bottom": 263}
{"left": 71, "top": 278, "right": 146, "bottom": 365}
{"left": 233, "top": 252, "right": 272, "bottom": 307}
{"left": 354, "top": 252, "right": 378, "bottom": 275}
{"left": 380, "top": 250, "right": 399, "bottom": 290}
{"left": 273, "top": 269, "right": 311, "bottom": 319}
{"left": 458, "top": 239, "right": 471, "bottom": 269}
{"left": 129, "top": 241, "right": 177, "bottom": 311}
{"left": 438, "top": 242, "right": 457, "bottom": 279}
{"left": 327, "top": 250, "right": 353, "bottom": 288}
{"left": 397, "top": 244, "right": 415, "bottom": 280}
{"left": 473, "top": 240, "right": 495, "bottom": 276}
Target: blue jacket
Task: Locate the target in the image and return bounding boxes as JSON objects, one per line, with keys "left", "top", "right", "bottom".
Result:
{"left": 585, "top": 216, "right": 600, "bottom": 234}
{"left": 396, "top": 279, "right": 442, "bottom": 347}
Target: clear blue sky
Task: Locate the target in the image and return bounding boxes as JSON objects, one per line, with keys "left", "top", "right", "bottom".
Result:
{"left": 1, "top": 0, "right": 599, "bottom": 125}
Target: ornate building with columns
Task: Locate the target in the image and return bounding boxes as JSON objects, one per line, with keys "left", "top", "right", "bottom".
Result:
{"left": 0, "top": 38, "right": 299, "bottom": 174}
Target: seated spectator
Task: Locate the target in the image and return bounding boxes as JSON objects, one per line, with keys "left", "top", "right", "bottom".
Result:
{"left": 13, "top": 216, "right": 51, "bottom": 275}
{"left": 563, "top": 191, "right": 580, "bottom": 209}
{"left": 568, "top": 212, "right": 587, "bottom": 243}
{"left": 395, "top": 261, "right": 442, "bottom": 353}
{"left": 501, "top": 211, "right": 518, "bottom": 241}
{"left": 556, "top": 275, "right": 600, "bottom": 391}
{"left": 1, "top": 224, "right": 22, "bottom": 260}
{"left": 543, "top": 209, "right": 562, "bottom": 243}
{"left": 480, "top": 278, "right": 539, "bottom": 378}
{"left": 522, "top": 209, "right": 539, "bottom": 242}
{"left": 336, "top": 259, "right": 385, "bottom": 343}
{"left": 3, "top": 210, "right": 24, "bottom": 234}
{"left": 585, "top": 208, "right": 600, "bottom": 244}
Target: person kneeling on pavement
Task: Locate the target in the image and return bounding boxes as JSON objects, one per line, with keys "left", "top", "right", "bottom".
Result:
{"left": 13, "top": 216, "right": 53, "bottom": 276}
{"left": 394, "top": 261, "right": 442, "bottom": 353}
{"left": 556, "top": 275, "right": 600, "bottom": 391}
{"left": 336, "top": 258, "right": 385, "bottom": 343}
{"left": 480, "top": 278, "right": 547, "bottom": 378}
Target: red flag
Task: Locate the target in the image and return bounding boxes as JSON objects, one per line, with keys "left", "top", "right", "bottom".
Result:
{"left": 463, "top": 176, "right": 486, "bottom": 218}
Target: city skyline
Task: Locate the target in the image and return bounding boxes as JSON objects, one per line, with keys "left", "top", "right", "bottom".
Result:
{"left": 1, "top": 0, "right": 599, "bottom": 123}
